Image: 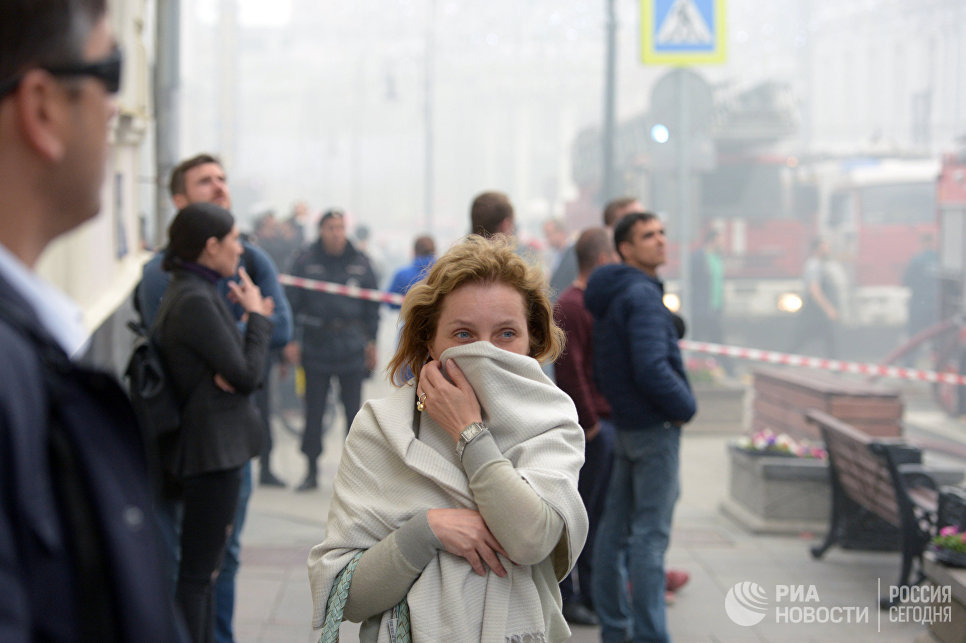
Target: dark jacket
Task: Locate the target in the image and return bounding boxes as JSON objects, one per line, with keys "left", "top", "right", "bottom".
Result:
{"left": 0, "top": 277, "right": 187, "bottom": 641}
{"left": 584, "top": 263, "right": 696, "bottom": 431}
{"left": 138, "top": 241, "right": 292, "bottom": 349}
{"left": 157, "top": 269, "right": 273, "bottom": 478}
{"left": 287, "top": 240, "right": 380, "bottom": 373}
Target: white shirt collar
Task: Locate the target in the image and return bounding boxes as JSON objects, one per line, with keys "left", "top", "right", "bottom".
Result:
{"left": 0, "top": 242, "right": 90, "bottom": 358}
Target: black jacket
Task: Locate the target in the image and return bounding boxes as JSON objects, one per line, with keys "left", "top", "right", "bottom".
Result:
{"left": 157, "top": 269, "right": 272, "bottom": 478}
{"left": 287, "top": 240, "right": 379, "bottom": 373}
{"left": 0, "top": 275, "right": 187, "bottom": 641}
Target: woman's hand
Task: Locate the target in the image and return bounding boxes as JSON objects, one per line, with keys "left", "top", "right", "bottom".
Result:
{"left": 417, "top": 359, "right": 482, "bottom": 442}
{"left": 227, "top": 266, "right": 273, "bottom": 316}
{"left": 427, "top": 508, "right": 510, "bottom": 577}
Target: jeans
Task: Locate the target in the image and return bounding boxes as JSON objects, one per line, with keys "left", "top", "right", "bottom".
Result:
{"left": 177, "top": 467, "right": 242, "bottom": 643}
{"left": 592, "top": 424, "right": 681, "bottom": 643}
{"left": 155, "top": 463, "right": 251, "bottom": 642}
{"left": 215, "top": 461, "right": 252, "bottom": 643}
{"left": 561, "top": 419, "right": 615, "bottom": 606}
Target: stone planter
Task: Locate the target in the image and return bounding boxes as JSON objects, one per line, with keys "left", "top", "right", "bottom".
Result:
{"left": 924, "top": 552, "right": 966, "bottom": 643}
{"left": 721, "top": 443, "right": 966, "bottom": 536}
{"left": 689, "top": 382, "right": 747, "bottom": 433}
{"left": 719, "top": 443, "right": 831, "bottom": 535}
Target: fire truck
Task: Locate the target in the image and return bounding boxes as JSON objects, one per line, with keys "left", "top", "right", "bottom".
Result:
{"left": 686, "top": 150, "right": 815, "bottom": 321}
{"left": 807, "top": 155, "right": 940, "bottom": 326}
{"left": 568, "top": 79, "right": 940, "bottom": 354}
{"left": 932, "top": 142, "right": 966, "bottom": 414}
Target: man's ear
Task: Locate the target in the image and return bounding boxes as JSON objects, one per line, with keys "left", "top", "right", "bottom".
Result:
{"left": 172, "top": 193, "right": 189, "bottom": 209}
{"left": 15, "top": 70, "right": 67, "bottom": 162}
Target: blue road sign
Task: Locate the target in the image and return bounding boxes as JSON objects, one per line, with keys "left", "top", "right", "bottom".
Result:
{"left": 641, "top": 0, "right": 726, "bottom": 65}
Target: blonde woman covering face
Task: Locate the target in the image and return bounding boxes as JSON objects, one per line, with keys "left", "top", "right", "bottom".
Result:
{"left": 309, "top": 235, "right": 588, "bottom": 642}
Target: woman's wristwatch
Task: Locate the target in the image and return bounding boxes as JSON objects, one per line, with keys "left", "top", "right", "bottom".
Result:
{"left": 456, "top": 422, "right": 489, "bottom": 462}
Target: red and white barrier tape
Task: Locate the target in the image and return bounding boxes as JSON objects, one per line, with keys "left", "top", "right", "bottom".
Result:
{"left": 276, "top": 276, "right": 966, "bottom": 387}
{"left": 680, "top": 340, "right": 966, "bottom": 386}
{"left": 278, "top": 274, "right": 405, "bottom": 306}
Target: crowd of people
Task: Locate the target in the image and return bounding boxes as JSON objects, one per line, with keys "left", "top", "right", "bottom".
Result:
{"left": 1, "top": 1, "right": 845, "bottom": 641}
{"left": 0, "top": 3, "right": 695, "bottom": 630}
{"left": 6, "top": 1, "right": 956, "bottom": 642}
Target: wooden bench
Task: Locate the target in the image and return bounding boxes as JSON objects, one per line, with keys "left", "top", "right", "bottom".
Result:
{"left": 753, "top": 367, "right": 903, "bottom": 442}
{"left": 806, "top": 410, "right": 939, "bottom": 605}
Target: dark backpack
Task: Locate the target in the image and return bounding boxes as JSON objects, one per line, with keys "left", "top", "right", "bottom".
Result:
{"left": 124, "top": 319, "right": 181, "bottom": 440}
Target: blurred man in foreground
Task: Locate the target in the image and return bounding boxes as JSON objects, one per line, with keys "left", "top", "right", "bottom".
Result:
{"left": 0, "top": 0, "right": 185, "bottom": 638}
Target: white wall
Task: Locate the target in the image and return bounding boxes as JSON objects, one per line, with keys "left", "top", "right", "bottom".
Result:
{"left": 35, "top": 0, "right": 157, "bottom": 336}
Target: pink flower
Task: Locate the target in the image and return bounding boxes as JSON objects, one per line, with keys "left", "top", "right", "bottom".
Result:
{"left": 941, "top": 526, "right": 958, "bottom": 537}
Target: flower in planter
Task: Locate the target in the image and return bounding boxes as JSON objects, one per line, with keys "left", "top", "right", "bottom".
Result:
{"left": 932, "top": 525, "right": 966, "bottom": 555}
{"left": 735, "top": 428, "right": 828, "bottom": 460}
{"left": 685, "top": 355, "right": 725, "bottom": 385}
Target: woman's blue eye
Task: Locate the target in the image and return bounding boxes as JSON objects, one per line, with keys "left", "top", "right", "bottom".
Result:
{"left": 455, "top": 330, "right": 471, "bottom": 339}
{"left": 501, "top": 330, "right": 516, "bottom": 339}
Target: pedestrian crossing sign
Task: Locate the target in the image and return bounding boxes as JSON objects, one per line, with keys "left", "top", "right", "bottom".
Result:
{"left": 641, "top": 0, "right": 726, "bottom": 65}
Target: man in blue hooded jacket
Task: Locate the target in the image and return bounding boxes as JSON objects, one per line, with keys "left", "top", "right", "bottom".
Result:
{"left": 584, "top": 211, "right": 696, "bottom": 643}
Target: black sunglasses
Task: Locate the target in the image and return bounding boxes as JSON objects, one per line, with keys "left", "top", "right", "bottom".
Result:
{"left": 0, "top": 47, "right": 122, "bottom": 99}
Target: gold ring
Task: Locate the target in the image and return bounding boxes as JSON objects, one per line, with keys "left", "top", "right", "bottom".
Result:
{"left": 416, "top": 392, "right": 427, "bottom": 412}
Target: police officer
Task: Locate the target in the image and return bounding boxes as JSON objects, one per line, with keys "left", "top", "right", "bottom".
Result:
{"left": 285, "top": 209, "right": 379, "bottom": 491}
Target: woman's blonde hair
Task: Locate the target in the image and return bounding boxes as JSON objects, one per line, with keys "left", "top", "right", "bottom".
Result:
{"left": 387, "top": 234, "right": 564, "bottom": 384}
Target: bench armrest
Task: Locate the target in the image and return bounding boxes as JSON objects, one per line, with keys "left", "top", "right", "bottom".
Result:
{"left": 898, "top": 464, "right": 939, "bottom": 492}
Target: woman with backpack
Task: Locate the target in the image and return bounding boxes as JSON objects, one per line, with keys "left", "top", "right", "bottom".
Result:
{"left": 156, "top": 202, "right": 274, "bottom": 642}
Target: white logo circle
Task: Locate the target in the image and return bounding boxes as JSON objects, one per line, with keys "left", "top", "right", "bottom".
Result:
{"left": 725, "top": 581, "right": 768, "bottom": 626}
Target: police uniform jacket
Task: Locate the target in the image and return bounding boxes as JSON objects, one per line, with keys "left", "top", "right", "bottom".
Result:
{"left": 287, "top": 240, "right": 379, "bottom": 373}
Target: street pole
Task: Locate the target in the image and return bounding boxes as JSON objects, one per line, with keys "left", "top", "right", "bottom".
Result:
{"left": 677, "top": 70, "right": 692, "bottom": 322}
{"left": 218, "top": 0, "right": 238, "bottom": 172}
{"left": 602, "top": 0, "right": 617, "bottom": 203}
{"left": 154, "top": 0, "right": 180, "bottom": 245}
{"left": 424, "top": 0, "right": 436, "bottom": 230}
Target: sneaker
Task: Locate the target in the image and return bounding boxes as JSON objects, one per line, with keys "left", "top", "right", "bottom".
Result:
{"left": 561, "top": 600, "right": 599, "bottom": 626}
{"left": 665, "top": 569, "right": 690, "bottom": 593}
{"left": 259, "top": 469, "right": 286, "bottom": 488}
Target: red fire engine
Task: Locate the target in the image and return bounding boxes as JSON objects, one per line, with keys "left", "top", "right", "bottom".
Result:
{"left": 567, "top": 79, "right": 941, "bottom": 357}
{"left": 932, "top": 142, "right": 966, "bottom": 414}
